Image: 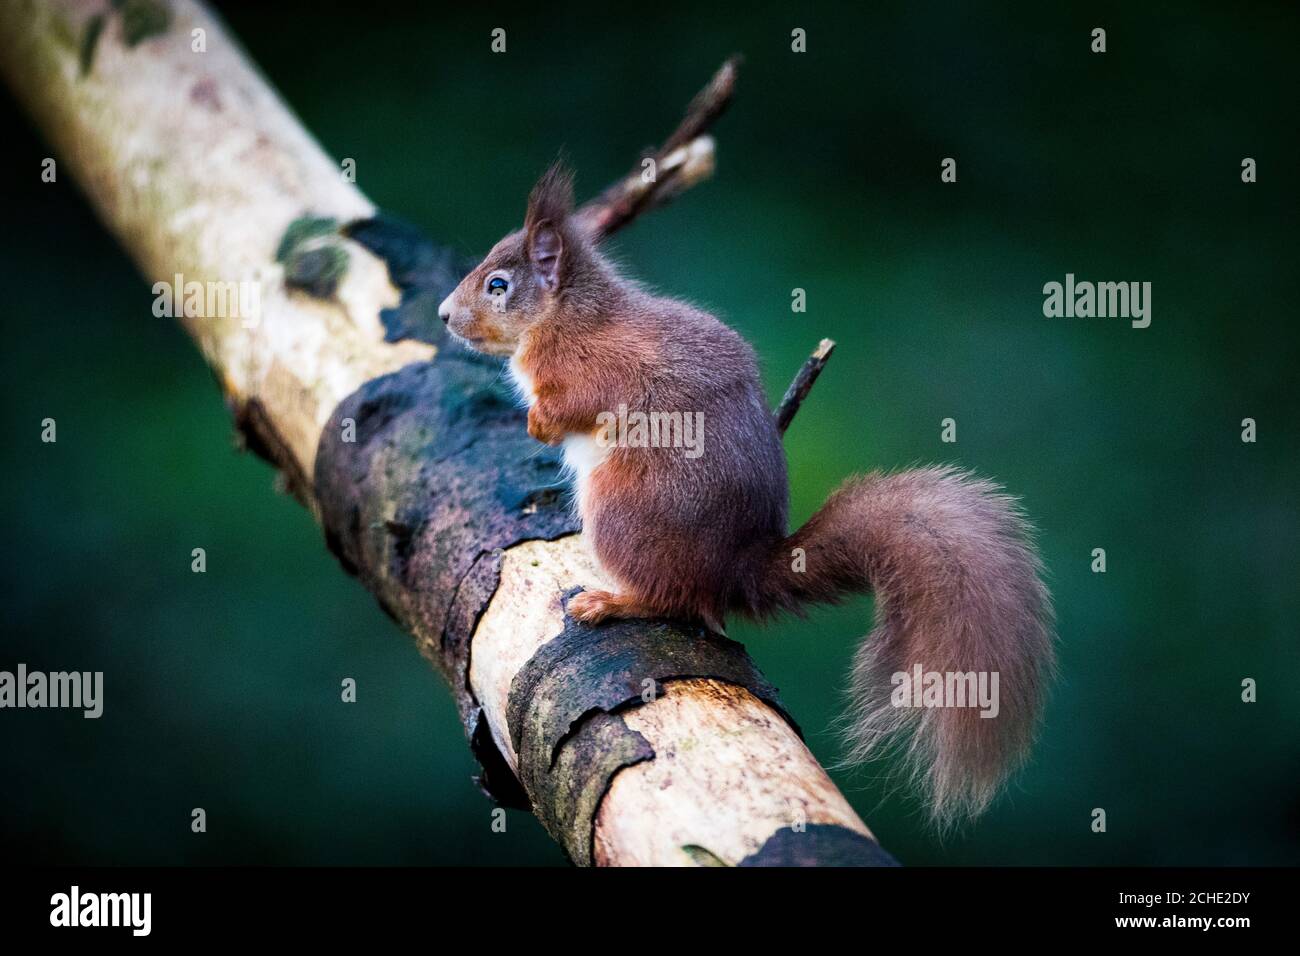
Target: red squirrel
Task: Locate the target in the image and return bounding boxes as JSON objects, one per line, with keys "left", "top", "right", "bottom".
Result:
{"left": 438, "top": 164, "right": 1055, "bottom": 825}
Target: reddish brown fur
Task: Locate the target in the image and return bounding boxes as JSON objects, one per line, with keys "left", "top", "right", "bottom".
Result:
{"left": 438, "top": 163, "right": 1056, "bottom": 824}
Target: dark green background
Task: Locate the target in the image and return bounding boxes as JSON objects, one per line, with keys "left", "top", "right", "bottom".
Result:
{"left": 2, "top": 1, "right": 1296, "bottom": 866}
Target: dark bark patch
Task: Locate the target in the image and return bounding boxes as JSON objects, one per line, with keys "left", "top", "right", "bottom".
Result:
{"left": 681, "top": 845, "right": 730, "bottom": 866}
{"left": 314, "top": 214, "right": 574, "bottom": 790}
{"left": 344, "top": 214, "right": 466, "bottom": 295}
{"left": 80, "top": 1, "right": 172, "bottom": 78}
{"left": 284, "top": 244, "right": 348, "bottom": 299}
{"left": 504, "top": 599, "right": 801, "bottom": 863}
{"left": 528, "top": 712, "right": 654, "bottom": 867}
{"left": 314, "top": 215, "right": 578, "bottom": 801}
{"left": 314, "top": 352, "right": 578, "bottom": 796}
{"left": 79, "top": 14, "right": 104, "bottom": 76}
{"left": 343, "top": 214, "right": 479, "bottom": 346}
{"left": 441, "top": 549, "right": 503, "bottom": 729}
{"left": 275, "top": 216, "right": 349, "bottom": 299}
{"left": 738, "top": 824, "right": 900, "bottom": 867}
{"left": 507, "top": 602, "right": 800, "bottom": 771}
{"left": 118, "top": 0, "right": 171, "bottom": 48}
{"left": 275, "top": 216, "right": 339, "bottom": 263}
{"left": 378, "top": 289, "right": 446, "bottom": 347}
{"left": 470, "top": 710, "right": 531, "bottom": 810}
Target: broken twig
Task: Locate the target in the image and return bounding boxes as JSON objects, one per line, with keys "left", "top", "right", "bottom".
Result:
{"left": 574, "top": 56, "right": 740, "bottom": 240}
{"left": 775, "top": 338, "right": 836, "bottom": 435}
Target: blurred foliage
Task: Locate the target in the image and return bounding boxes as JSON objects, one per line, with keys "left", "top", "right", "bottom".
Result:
{"left": 1, "top": 0, "right": 1296, "bottom": 865}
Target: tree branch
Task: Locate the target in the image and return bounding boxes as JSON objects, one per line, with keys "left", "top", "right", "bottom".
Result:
{"left": 573, "top": 56, "right": 740, "bottom": 240}
{"left": 775, "top": 338, "right": 836, "bottom": 435}
{"left": 0, "top": 1, "right": 893, "bottom": 867}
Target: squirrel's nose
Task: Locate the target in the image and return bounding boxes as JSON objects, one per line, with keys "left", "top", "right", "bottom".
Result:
{"left": 437, "top": 294, "right": 453, "bottom": 324}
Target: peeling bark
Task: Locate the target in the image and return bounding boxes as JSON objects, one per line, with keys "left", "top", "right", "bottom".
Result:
{"left": 594, "top": 680, "right": 881, "bottom": 866}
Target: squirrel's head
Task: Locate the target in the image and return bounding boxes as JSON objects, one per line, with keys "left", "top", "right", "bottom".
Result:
{"left": 438, "top": 163, "right": 582, "bottom": 357}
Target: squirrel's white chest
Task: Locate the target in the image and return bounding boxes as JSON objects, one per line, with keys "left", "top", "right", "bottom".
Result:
{"left": 508, "top": 355, "right": 609, "bottom": 518}
{"left": 559, "top": 434, "right": 611, "bottom": 518}
{"left": 507, "top": 355, "right": 538, "bottom": 407}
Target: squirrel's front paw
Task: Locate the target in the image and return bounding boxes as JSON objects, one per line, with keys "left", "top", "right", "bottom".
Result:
{"left": 527, "top": 404, "right": 564, "bottom": 446}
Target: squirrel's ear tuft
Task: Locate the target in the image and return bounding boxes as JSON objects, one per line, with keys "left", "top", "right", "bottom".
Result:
{"left": 525, "top": 161, "right": 575, "bottom": 230}
{"left": 526, "top": 162, "right": 574, "bottom": 292}
{"left": 528, "top": 219, "right": 565, "bottom": 292}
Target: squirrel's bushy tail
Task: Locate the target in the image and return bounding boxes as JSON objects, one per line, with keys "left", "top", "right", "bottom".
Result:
{"left": 756, "top": 466, "right": 1054, "bottom": 827}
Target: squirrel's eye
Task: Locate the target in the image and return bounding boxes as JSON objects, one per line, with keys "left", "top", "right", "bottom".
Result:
{"left": 487, "top": 276, "right": 510, "bottom": 295}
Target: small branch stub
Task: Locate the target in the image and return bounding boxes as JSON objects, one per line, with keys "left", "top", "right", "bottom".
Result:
{"left": 775, "top": 338, "right": 836, "bottom": 434}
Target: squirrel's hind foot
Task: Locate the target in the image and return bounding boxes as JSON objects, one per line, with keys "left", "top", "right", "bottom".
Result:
{"left": 567, "top": 589, "right": 646, "bottom": 625}
{"left": 567, "top": 588, "right": 728, "bottom": 636}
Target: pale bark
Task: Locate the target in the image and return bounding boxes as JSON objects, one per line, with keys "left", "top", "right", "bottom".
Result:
{"left": 0, "top": 0, "right": 893, "bottom": 866}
